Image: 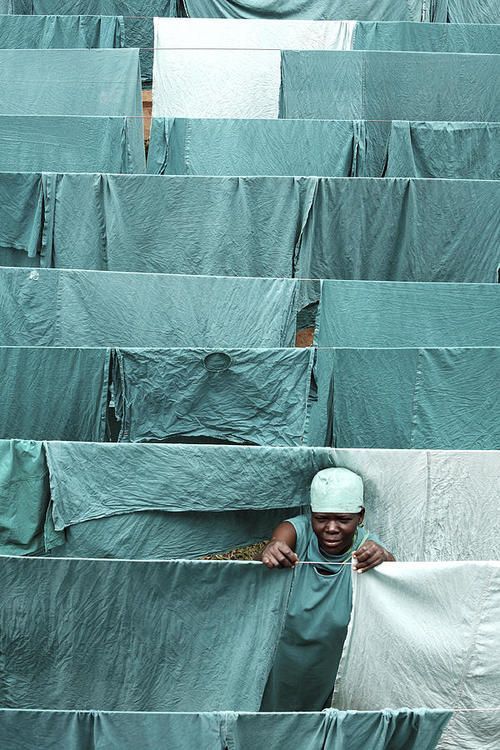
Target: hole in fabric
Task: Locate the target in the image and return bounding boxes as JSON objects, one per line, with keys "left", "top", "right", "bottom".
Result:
{"left": 203, "top": 352, "right": 232, "bottom": 372}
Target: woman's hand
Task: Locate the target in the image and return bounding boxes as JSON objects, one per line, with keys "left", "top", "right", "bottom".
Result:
{"left": 352, "top": 541, "right": 394, "bottom": 574}
{"left": 261, "top": 540, "right": 299, "bottom": 569}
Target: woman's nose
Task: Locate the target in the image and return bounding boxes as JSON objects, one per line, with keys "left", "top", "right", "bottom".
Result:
{"left": 325, "top": 521, "right": 339, "bottom": 533}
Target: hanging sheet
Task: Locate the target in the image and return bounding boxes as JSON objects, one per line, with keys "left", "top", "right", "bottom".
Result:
{"left": 0, "top": 49, "right": 142, "bottom": 116}
{"left": 311, "top": 347, "right": 500, "bottom": 450}
{"left": 148, "top": 119, "right": 500, "bottom": 179}
{"left": 0, "top": 440, "right": 49, "bottom": 556}
{"left": 112, "top": 347, "right": 314, "bottom": 446}
{"left": 330, "top": 448, "right": 500, "bottom": 563}
{"left": 354, "top": 21, "right": 500, "bottom": 53}
{"left": 0, "top": 708, "right": 452, "bottom": 750}
{"left": 0, "top": 116, "right": 145, "bottom": 173}
{"left": 0, "top": 268, "right": 298, "bottom": 347}
{"left": 333, "top": 562, "right": 500, "bottom": 749}
{"left": 432, "top": 0, "right": 500, "bottom": 23}
{"left": 153, "top": 18, "right": 355, "bottom": 118}
{"left": 0, "top": 172, "right": 44, "bottom": 265}
{"left": 280, "top": 50, "right": 500, "bottom": 121}
{"left": 0, "top": 556, "right": 292, "bottom": 711}
{"left": 0, "top": 13, "right": 124, "bottom": 48}
{"left": 179, "top": 0, "right": 424, "bottom": 21}
{"left": 0, "top": 347, "right": 109, "bottom": 441}
{"left": 44, "top": 441, "right": 334, "bottom": 557}
{"left": 316, "top": 281, "right": 500, "bottom": 348}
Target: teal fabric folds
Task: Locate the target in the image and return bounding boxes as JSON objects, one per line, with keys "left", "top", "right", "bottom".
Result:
{"left": 0, "top": 13, "right": 124, "bottom": 48}
{"left": 354, "top": 21, "right": 500, "bottom": 53}
{"left": 435, "top": 0, "right": 500, "bottom": 23}
{"left": 0, "top": 440, "right": 49, "bottom": 555}
{"left": 314, "top": 348, "right": 500, "bottom": 449}
{"left": 0, "top": 117, "right": 145, "bottom": 173}
{"left": 180, "top": 0, "right": 424, "bottom": 21}
{"left": 316, "top": 281, "right": 500, "bottom": 348}
{"left": 0, "top": 49, "right": 142, "bottom": 115}
{"left": 0, "top": 556, "right": 292, "bottom": 711}
{"left": 280, "top": 50, "right": 500, "bottom": 121}
{"left": 0, "top": 708, "right": 452, "bottom": 750}
{"left": 0, "top": 347, "right": 109, "bottom": 441}
{"left": 0, "top": 173, "right": 44, "bottom": 264}
{"left": 112, "top": 348, "right": 313, "bottom": 446}
{"left": 0, "top": 268, "right": 298, "bottom": 347}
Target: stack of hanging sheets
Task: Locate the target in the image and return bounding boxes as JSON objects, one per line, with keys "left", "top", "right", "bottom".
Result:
{"left": 0, "top": 3, "right": 499, "bottom": 749}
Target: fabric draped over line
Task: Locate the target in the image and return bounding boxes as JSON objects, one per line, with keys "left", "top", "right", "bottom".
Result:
{"left": 0, "top": 268, "right": 299, "bottom": 348}
{"left": 0, "top": 49, "right": 142, "bottom": 116}
{"left": 0, "top": 13, "right": 125, "bottom": 48}
{"left": 1, "top": 175, "right": 499, "bottom": 288}
{"left": 148, "top": 118, "right": 500, "bottom": 179}
{"left": 179, "top": 0, "right": 425, "bottom": 21}
{"left": 0, "top": 709, "right": 452, "bottom": 750}
{"left": 333, "top": 562, "right": 500, "bottom": 749}
{"left": 308, "top": 347, "right": 500, "bottom": 450}
{"left": 353, "top": 21, "right": 500, "bottom": 53}
{"left": 280, "top": 50, "right": 500, "bottom": 122}
{"left": 0, "top": 116, "right": 145, "bottom": 174}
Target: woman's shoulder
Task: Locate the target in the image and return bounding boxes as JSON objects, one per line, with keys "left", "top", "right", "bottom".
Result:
{"left": 285, "top": 514, "right": 312, "bottom": 556}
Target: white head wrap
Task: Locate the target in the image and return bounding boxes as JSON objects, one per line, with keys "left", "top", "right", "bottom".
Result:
{"left": 310, "top": 467, "right": 364, "bottom": 513}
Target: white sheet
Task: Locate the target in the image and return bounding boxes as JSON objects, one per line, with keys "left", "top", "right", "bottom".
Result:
{"left": 153, "top": 18, "right": 355, "bottom": 117}
{"left": 333, "top": 561, "right": 500, "bottom": 749}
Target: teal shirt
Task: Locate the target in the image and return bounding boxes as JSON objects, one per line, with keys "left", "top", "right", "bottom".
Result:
{"left": 260, "top": 514, "right": 380, "bottom": 712}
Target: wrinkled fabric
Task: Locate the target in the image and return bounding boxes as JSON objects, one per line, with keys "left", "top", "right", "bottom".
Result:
{"left": 280, "top": 50, "right": 500, "bottom": 122}
{"left": 0, "top": 557, "right": 292, "bottom": 711}
{"left": 0, "top": 116, "right": 145, "bottom": 174}
{"left": 0, "top": 440, "right": 49, "bottom": 555}
{"left": 333, "top": 562, "right": 500, "bottom": 749}
{"left": 0, "top": 708, "right": 452, "bottom": 750}
{"left": 180, "top": 0, "right": 424, "bottom": 21}
{"left": 433, "top": 0, "right": 500, "bottom": 23}
{"left": 0, "top": 347, "right": 109, "bottom": 441}
{"left": 354, "top": 21, "right": 500, "bottom": 54}
{"left": 112, "top": 347, "right": 313, "bottom": 446}
{"left": 0, "top": 49, "right": 142, "bottom": 116}
{"left": 316, "top": 281, "right": 500, "bottom": 347}
{"left": 0, "top": 13, "right": 124, "bottom": 48}
{"left": 0, "top": 268, "right": 298, "bottom": 347}
{"left": 0, "top": 173, "right": 44, "bottom": 263}
{"left": 312, "top": 347, "right": 500, "bottom": 450}
{"left": 153, "top": 18, "right": 355, "bottom": 118}
{"left": 330, "top": 448, "right": 500, "bottom": 563}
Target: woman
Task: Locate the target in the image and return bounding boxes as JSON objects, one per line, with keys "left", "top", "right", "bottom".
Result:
{"left": 260, "top": 467, "right": 394, "bottom": 711}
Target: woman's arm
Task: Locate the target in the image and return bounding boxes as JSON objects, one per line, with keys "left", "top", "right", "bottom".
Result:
{"left": 260, "top": 521, "right": 299, "bottom": 569}
{"left": 353, "top": 542, "right": 395, "bottom": 574}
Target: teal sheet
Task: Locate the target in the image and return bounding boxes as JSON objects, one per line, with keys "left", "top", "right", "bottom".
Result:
{"left": 354, "top": 21, "right": 500, "bottom": 53}
{"left": 312, "top": 348, "right": 500, "bottom": 449}
{"left": 433, "top": 0, "right": 500, "bottom": 23}
{"left": 0, "top": 172, "right": 43, "bottom": 263}
{"left": 148, "top": 118, "right": 500, "bottom": 179}
{"left": 0, "top": 440, "right": 49, "bottom": 555}
{"left": 316, "top": 281, "right": 500, "bottom": 347}
{"left": 0, "top": 49, "right": 142, "bottom": 115}
{"left": 180, "top": 0, "right": 424, "bottom": 21}
{"left": 0, "top": 268, "right": 299, "bottom": 347}
{"left": 0, "top": 556, "right": 292, "bottom": 711}
{"left": 0, "top": 708, "right": 452, "bottom": 750}
{"left": 0, "top": 347, "right": 109, "bottom": 441}
{"left": 112, "top": 347, "right": 313, "bottom": 446}
{"left": 0, "top": 116, "right": 145, "bottom": 173}
{"left": 280, "top": 50, "right": 500, "bottom": 121}
{"left": 0, "top": 13, "right": 124, "bottom": 48}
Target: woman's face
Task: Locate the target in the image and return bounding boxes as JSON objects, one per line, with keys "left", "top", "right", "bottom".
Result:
{"left": 311, "top": 511, "right": 364, "bottom": 555}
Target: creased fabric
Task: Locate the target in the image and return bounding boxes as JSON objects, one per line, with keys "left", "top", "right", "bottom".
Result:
{"left": 0, "top": 347, "right": 109, "bottom": 441}
{"left": 312, "top": 347, "right": 500, "bottom": 450}
{"left": 0, "top": 556, "right": 292, "bottom": 711}
{"left": 280, "top": 50, "right": 500, "bottom": 122}
{"left": 0, "top": 13, "right": 124, "bottom": 48}
{"left": 112, "top": 347, "right": 313, "bottom": 446}
{"left": 180, "top": 0, "right": 424, "bottom": 21}
{"left": 0, "top": 440, "right": 49, "bottom": 555}
{"left": 433, "top": 0, "right": 500, "bottom": 23}
{"left": 0, "top": 49, "right": 142, "bottom": 116}
{"left": 0, "top": 708, "right": 452, "bottom": 750}
{"left": 0, "top": 173, "right": 44, "bottom": 263}
{"left": 354, "top": 21, "right": 500, "bottom": 53}
{"left": 316, "top": 281, "right": 500, "bottom": 348}
{"left": 0, "top": 268, "right": 298, "bottom": 347}
{"left": 0, "top": 116, "right": 145, "bottom": 174}
{"left": 333, "top": 562, "right": 500, "bottom": 749}
{"left": 153, "top": 18, "right": 355, "bottom": 118}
